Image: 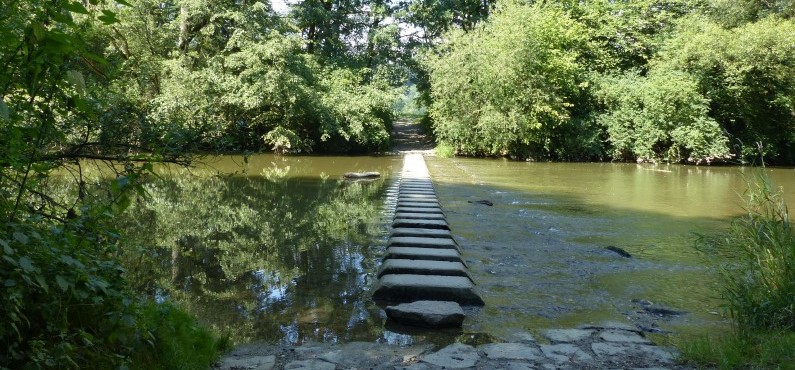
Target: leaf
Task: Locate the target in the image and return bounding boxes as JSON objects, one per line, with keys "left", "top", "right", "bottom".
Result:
{"left": 115, "top": 0, "right": 132, "bottom": 6}
{"left": 56, "top": 275, "right": 69, "bottom": 292}
{"left": 0, "top": 98, "right": 9, "bottom": 120}
{"left": 13, "top": 232, "right": 28, "bottom": 245}
{"left": 4, "top": 279, "right": 16, "bottom": 287}
{"left": 63, "top": 1, "right": 90, "bottom": 14}
{"left": 66, "top": 70, "right": 86, "bottom": 96}
{"left": 18, "top": 256, "right": 33, "bottom": 272}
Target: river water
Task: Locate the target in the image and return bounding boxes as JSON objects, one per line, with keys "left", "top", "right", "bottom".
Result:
{"left": 118, "top": 155, "right": 794, "bottom": 347}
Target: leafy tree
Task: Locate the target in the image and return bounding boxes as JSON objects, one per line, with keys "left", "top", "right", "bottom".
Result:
{"left": 655, "top": 16, "right": 795, "bottom": 163}
{"left": 424, "top": 0, "right": 592, "bottom": 159}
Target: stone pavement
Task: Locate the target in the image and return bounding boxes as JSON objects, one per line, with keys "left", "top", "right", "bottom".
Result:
{"left": 215, "top": 322, "right": 690, "bottom": 370}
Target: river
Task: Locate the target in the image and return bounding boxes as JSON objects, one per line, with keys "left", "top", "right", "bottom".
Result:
{"left": 117, "top": 155, "right": 795, "bottom": 347}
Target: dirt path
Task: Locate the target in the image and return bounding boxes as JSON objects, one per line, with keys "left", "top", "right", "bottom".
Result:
{"left": 390, "top": 119, "right": 435, "bottom": 155}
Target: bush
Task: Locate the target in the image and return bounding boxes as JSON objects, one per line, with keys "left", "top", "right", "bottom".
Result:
{"left": 595, "top": 70, "right": 731, "bottom": 163}
{"left": 1, "top": 221, "right": 137, "bottom": 369}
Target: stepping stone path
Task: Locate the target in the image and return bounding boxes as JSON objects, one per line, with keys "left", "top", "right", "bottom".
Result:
{"left": 373, "top": 153, "right": 484, "bottom": 327}
{"left": 215, "top": 323, "right": 687, "bottom": 369}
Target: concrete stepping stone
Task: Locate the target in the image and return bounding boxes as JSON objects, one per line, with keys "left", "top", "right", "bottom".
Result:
{"left": 388, "top": 236, "right": 459, "bottom": 250}
{"left": 390, "top": 228, "right": 453, "bottom": 239}
{"left": 372, "top": 274, "right": 484, "bottom": 305}
{"left": 385, "top": 300, "right": 465, "bottom": 328}
{"left": 377, "top": 259, "right": 471, "bottom": 280}
{"left": 393, "top": 212, "right": 446, "bottom": 220}
{"left": 397, "top": 197, "right": 439, "bottom": 204}
{"left": 396, "top": 201, "right": 441, "bottom": 208}
{"left": 393, "top": 218, "right": 450, "bottom": 230}
{"left": 385, "top": 247, "right": 462, "bottom": 263}
{"left": 395, "top": 207, "right": 444, "bottom": 214}
{"left": 399, "top": 193, "right": 438, "bottom": 199}
{"left": 400, "top": 188, "right": 435, "bottom": 194}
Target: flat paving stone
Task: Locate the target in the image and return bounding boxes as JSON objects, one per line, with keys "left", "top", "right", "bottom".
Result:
{"left": 540, "top": 343, "right": 593, "bottom": 363}
{"left": 284, "top": 359, "right": 335, "bottom": 370}
{"left": 378, "top": 259, "right": 471, "bottom": 279}
{"left": 217, "top": 355, "right": 276, "bottom": 370}
{"left": 388, "top": 236, "right": 459, "bottom": 250}
{"left": 590, "top": 343, "right": 674, "bottom": 364}
{"left": 543, "top": 329, "right": 594, "bottom": 343}
{"left": 479, "top": 342, "right": 542, "bottom": 361}
{"left": 394, "top": 212, "right": 446, "bottom": 220}
{"left": 421, "top": 343, "right": 479, "bottom": 368}
{"left": 385, "top": 247, "right": 462, "bottom": 263}
{"left": 397, "top": 201, "right": 441, "bottom": 208}
{"left": 372, "top": 274, "right": 484, "bottom": 305}
{"left": 599, "top": 330, "right": 652, "bottom": 344}
{"left": 391, "top": 228, "right": 453, "bottom": 239}
{"left": 395, "top": 207, "right": 444, "bottom": 214}
{"left": 393, "top": 218, "right": 449, "bottom": 230}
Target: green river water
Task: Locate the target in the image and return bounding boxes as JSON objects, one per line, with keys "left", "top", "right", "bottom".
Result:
{"left": 117, "top": 155, "right": 795, "bottom": 347}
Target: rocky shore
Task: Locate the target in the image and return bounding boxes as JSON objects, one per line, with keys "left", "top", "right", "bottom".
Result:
{"left": 216, "top": 322, "right": 690, "bottom": 370}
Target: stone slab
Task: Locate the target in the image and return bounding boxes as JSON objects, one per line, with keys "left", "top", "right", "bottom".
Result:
{"left": 388, "top": 236, "right": 459, "bottom": 250}
{"left": 378, "top": 259, "right": 471, "bottom": 280}
{"left": 372, "top": 274, "right": 484, "bottom": 305}
{"left": 391, "top": 228, "right": 453, "bottom": 239}
{"left": 385, "top": 247, "right": 462, "bottom": 263}
{"left": 218, "top": 355, "right": 276, "bottom": 370}
{"left": 479, "top": 342, "right": 542, "bottom": 361}
{"left": 395, "top": 207, "right": 444, "bottom": 215}
{"left": 543, "top": 329, "right": 594, "bottom": 343}
{"left": 540, "top": 343, "right": 593, "bottom": 363}
{"left": 398, "top": 188, "right": 436, "bottom": 196}
{"left": 396, "top": 201, "right": 441, "bottom": 209}
{"left": 599, "top": 330, "right": 652, "bottom": 344}
{"left": 399, "top": 193, "right": 437, "bottom": 199}
{"left": 385, "top": 300, "right": 465, "bottom": 328}
{"left": 421, "top": 343, "right": 479, "bottom": 368}
{"left": 284, "top": 359, "right": 335, "bottom": 370}
{"left": 393, "top": 218, "right": 450, "bottom": 230}
{"left": 394, "top": 212, "right": 446, "bottom": 220}
{"left": 397, "top": 197, "right": 439, "bottom": 204}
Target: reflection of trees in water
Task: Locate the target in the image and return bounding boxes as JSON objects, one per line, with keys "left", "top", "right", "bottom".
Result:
{"left": 117, "top": 165, "right": 389, "bottom": 344}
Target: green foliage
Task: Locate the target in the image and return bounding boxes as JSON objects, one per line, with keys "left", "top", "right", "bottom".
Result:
{"left": 424, "top": 0, "right": 591, "bottom": 159}
{"left": 0, "top": 221, "right": 136, "bottom": 369}
{"left": 595, "top": 70, "right": 730, "bottom": 163}
{"left": 655, "top": 16, "right": 795, "bottom": 164}
{"left": 130, "top": 302, "right": 228, "bottom": 370}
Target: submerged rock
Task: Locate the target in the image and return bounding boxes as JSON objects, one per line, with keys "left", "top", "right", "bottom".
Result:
{"left": 343, "top": 171, "right": 380, "bottom": 179}
{"left": 468, "top": 199, "right": 494, "bottom": 206}
{"left": 605, "top": 245, "right": 632, "bottom": 258}
{"left": 385, "top": 300, "right": 465, "bottom": 328}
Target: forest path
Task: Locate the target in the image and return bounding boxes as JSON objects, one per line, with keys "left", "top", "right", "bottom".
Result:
{"left": 390, "top": 119, "right": 435, "bottom": 155}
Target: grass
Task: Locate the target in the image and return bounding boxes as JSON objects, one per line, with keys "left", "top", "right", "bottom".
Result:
{"left": 681, "top": 170, "right": 794, "bottom": 369}
{"left": 680, "top": 331, "right": 795, "bottom": 369}
{"left": 130, "top": 302, "right": 231, "bottom": 370}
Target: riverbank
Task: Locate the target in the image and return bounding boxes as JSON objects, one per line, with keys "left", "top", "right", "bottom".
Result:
{"left": 216, "top": 322, "right": 687, "bottom": 369}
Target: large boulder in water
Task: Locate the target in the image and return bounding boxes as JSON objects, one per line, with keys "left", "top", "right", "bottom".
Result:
{"left": 343, "top": 171, "right": 380, "bottom": 179}
{"left": 385, "top": 300, "right": 465, "bottom": 328}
